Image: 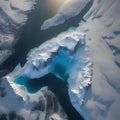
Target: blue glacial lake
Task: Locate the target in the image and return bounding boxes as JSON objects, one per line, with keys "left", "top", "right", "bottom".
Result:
{"left": 49, "top": 51, "right": 76, "bottom": 80}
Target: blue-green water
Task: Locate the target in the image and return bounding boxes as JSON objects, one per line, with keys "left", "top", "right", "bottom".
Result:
{"left": 14, "top": 75, "right": 43, "bottom": 93}
{"left": 14, "top": 75, "right": 29, "bottom": 86}
{"left": 49, "top": 51, "right": 76, "bottom": 81}
{"left": 68, "top": 26, "right": 77, "bottom": 31}
{"left": 14, "top": 75, "right": 38, "bottom": 93}
{"left": 14, "top": 51, "right": 76, "bottom": 93}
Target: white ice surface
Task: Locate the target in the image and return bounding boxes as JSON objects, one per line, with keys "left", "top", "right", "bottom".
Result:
{"left": 73, "top": 0, "right": 120, "bottom": 120}
{"left": 6, "top": 31, "right": 93, "bottom": 110}
{"left": 2, "top": 0, "right": 120, "bottom": 120}
{"left": 41, "top": 0, "right": 120, "bottom": 119}
{"left": 41, "top": 0, "right": 91, "bottom": 30}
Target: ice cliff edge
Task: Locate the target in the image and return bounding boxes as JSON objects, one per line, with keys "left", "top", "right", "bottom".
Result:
{"left": 5, "top": 30, "right": 93, "bottom": 118}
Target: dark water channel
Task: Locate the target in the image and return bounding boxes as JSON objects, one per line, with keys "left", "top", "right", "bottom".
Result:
{"left": 26, "top": 73, "right": 84, "bottom": 120}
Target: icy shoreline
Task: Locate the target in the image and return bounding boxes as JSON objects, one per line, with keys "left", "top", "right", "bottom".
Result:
{"left": 6, "top": 31, "right": 93, "bottom": 119}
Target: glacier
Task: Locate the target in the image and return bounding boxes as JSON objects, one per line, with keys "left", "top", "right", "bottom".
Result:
{"left": 43, "top": 0, "right": 120, "bottom": 119}
{"left": 1, "top": 0, "right": 120, "bottom": 120}
{"left": 75, "top": 0, "right": 120, "bottom": 120}
{"left": 5, "top": 30, "right": 93, "bottom": 118}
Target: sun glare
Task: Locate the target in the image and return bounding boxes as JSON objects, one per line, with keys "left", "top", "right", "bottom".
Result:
{"left": 45, "top": 0, "right": 66, "bottom": 13}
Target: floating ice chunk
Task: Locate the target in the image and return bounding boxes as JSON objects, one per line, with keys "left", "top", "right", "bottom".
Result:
{"left": 41, "top": 0, "right": 91, "bottom": 30}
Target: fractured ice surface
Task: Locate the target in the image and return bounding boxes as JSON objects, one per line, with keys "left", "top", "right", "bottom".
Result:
{"left": 6, "top": 31, "right": 93, "bottom": 109}
{"left": 76, "top": 0, "right": 120, "bottom": 120}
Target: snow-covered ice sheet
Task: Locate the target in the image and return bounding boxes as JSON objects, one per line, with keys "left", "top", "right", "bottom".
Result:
{"left": 73, "top": 0, "right": 120, "bottom": 120}
{"left": 1, "top": 0, "right": 120, "bottom": 120}
{"left": 6, "top": 31, "right": 93, "bottom": 112}
{"left": 41, "top": 0, "right": 120, "bottom": 119}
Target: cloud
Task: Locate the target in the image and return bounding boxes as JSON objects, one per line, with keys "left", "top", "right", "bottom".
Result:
{"left": 0, "top": 0, "right": 36, "bottom": 64}
{"left": 41, "top": 0, "right": 91, "bottom": 30}
{"left": 0, "top": 0, "right": 36, "bottom": 24}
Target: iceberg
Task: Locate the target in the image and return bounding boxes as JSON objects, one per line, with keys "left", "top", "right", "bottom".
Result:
{"left": 6, "top": 31, "right": 93, "bottom": 114}
{"left": 41, "top": 0, "right": 92, "bottom": 30}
